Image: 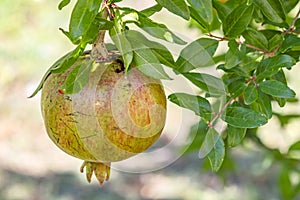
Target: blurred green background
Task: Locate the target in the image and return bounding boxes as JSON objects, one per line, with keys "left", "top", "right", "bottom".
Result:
{"left": 1, "top": 0, "right": 300, "bottom": 199}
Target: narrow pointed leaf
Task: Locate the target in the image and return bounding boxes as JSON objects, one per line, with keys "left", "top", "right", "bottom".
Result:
{"left": 176, "top": 38, "right": 218, "bottom": 72}
{"left": 280, "top": 34, "right": 300, "bottom": 53}
{"left": 222, "top": 106, "right": 268, "bottom": 128}
{"left": 199, "top": 128, "right": 220, "bottom": 158}
{"left": 256, "top": 55, "right": 296, "bottom": 81}
{"left": 155, "top": 0, "right": 190, "bottom": 20}
{"left": 110, "top": 27, "right": 133, "bottom": 71}
{"left": 279, "top": 168, "right": 293, "bottom": 200}
{"left": 187, "top": 0, "right": 213, "bottom": 24}
{"left": 212, "top": 0, "right": 233, "bottom": 23}
{"left": 253, "top": 0, "right": 285, "bottom": 23}
{"left": 223, "top": 4, "right": 254, "bottom": 38}
{"left": 253, "top": 90, "right": 272, "bottom": 119}
{"left": 208, "top": 136, "right": 225, "bottom": 172}
{"left": 51, "top": 44, "right": 86, "bottom": 73}
{"left": 133, "top": 48, "right": 171, "bottom": 80}
{"left": 224, "top": 40, "right": 243, "bottom": 69}
{"left": 183, "top": 73, "right": 226, "bottom": 96}
{"left": 268, "top": 34, "right": 283, "bottom": 52}
{"left": 58, "top": 0, "right": 71, "bottom": 10}
{"left": 140, "top": 4, "right": 163, "bottom": 17}
{"left": 227, "top": 80, "right": 246, "bottom": 98}
{"left": 69, "top": 0, "right": 101, "bottom": 42}
{"left": 184, "top": 121, "right": 208, "bottom": 154}
{"left": 289, "top": 141, "right": 300, "bottom": 152}
{"left": 125, "top": 30, "right": 176, "bottom": 69}
{"left": 227, "top": 125, "right": 247, "bottom": 147}
{"left": 62, "top": 59, "right": 93, "bottom": 94}
{"left": 244, "top": 82, "right": 258, "bottom": 105}
{"left": 260, "top": 80, "right": 296, "bottom": 98}
{"left": 29, "top": 45, "right": 86, "bottom": 97}
{"left": 121, "top": 7, "right": 186, "bottom": 45}
{"left": 243, "top": 28, "right": 269, "bottom": 50}
{"left": 168, "top": 93, "right": 212, "bottom": 120}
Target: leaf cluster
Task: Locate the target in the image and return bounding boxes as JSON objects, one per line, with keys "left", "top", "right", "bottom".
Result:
{"left": 31, "top": 0, "right": 300, "bottom": 198}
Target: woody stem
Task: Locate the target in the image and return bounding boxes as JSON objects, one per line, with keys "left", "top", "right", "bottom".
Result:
{"left": 91, "top": 1, "right": 109, "bottom": 60}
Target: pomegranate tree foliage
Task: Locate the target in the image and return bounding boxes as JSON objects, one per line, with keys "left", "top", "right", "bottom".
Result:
{"left": 31, "top": 0, "right": 300, "bottom": 198}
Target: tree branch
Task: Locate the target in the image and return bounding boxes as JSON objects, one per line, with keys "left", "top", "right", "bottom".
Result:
{"left": 290, "top": 8, "right": 300, "bottom": 31}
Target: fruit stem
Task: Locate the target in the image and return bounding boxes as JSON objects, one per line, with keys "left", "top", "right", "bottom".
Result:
{"left": 91, "top": 1, "right": 109, "bottom": 61}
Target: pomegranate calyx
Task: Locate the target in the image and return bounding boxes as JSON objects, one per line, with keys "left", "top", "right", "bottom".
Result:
{"left": 80, "top": 161, "right": 111, "bottom": 185}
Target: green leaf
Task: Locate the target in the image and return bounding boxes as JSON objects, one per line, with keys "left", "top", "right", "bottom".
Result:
{"left": 183, "top": 73, "right": 226, "bottom": 96}
{"left": 224, "top": 40, "right": 243, "bottom": 69}
{"left": 140, "top": 4, "right": 163, "bottom": 17}
{"left": 243, "top": 28, "right": 269, "bottom": 50}
{"left": 62, "top": 59, "right": 93, "bottom": 94}
{"left": 125, "top": 30, "right": 176, "bottom": 69}
{"left": 69, "top": 0, "right": 101, "bottom": 42}
{"left": 268, "top": 34, "right": 283, "bottom": 52}
{"left": 227, "top": 125, "right": 247, "bottom": 147}
{"left": 82, "top": 17, "right": 114, "bottom": 44}
{"left": 274, "top": 113, "right": 300, "bottom": 127}
{"left": 121, "top": 7, "right": 186, "bottom": 45}
{"left": 176, "top": 38, "right": 218, "bottom": 72}
{"left": 289, "top": 141, "right": 300, "bottom": 152}
{"left": 109, "top": 27, "right": 133, "bottom": 71}
{"left": 168, "top": 93, "right": 212, "bottom": 120}
{"left": 256, "top": 55, "right": 296, "bottom": 81}
{"left": 279, "top": 168, "right": 293, "bottom": 200}
{"left": 183, "top": 121, "right": 208, "bottom": 154}
{"left": 187, "top": 0, "right": 213, "bottom": 25}
{"left": 199, "top": 128, "right": 221, "bottom": 158}
{"left": 227, "top": 79, "right": 246, "bottom": 98}
{"left": 222, "top": 106, "right": 268, "bottom": 128}
{"left": 223, "top": 4, "right": 254, "bottom": 38}
{"left": 207, "top": 136, "right": 225, "bottom": 172}
{"left": 220, "top": 55, "right": 258, "bottom": 76}
{"left": 244, "top": 82, "right": 258, "bottom": 105}
{"left": 58, "top": 0, "right": 71, "bottom": 10}
{"left": 212, "top": 0, "right": 234, "bottom": 23}
{"left": 108, "top": 0, "right": 123, "bottom": 3}
{"left": 133, "top": 47, "right": 171, "bottom": 80}
{"left": 295, "top": 18, "right": 300, "bottom": 32}
{"left": 28, "top": 45, "right": 86, "bottom": 98}
{"left": 253, "top": 0, "right": 285, "bottom": 23}
{"left": 259, "top": 80, "right": 296, "bottom": 99}
{"left": 280, "top": 34, "right": 300, "bottom": 53}
{"left": 51, "top": 44, "right": 86, "bottom": 73}
{"left": 272, "top": 70, "right": 287, "bottom": 107}
{"left": 253, "top": 90, "right": 272, "bottom": 119}
{"left": 189, "top": 6, "right": 209, "bottom": 30}
{"left": 95, "top": 17, "right": 114, "bottom": 30}
{"left": 155, "top": 0, "right": 190, "bottom": 20}
{"left": 138, "top": 18, "right": 186, "bottom": 45}
{"left": 59, "top": 28, "right": 77, "bottom": 44}
{"left": 283, "top": 0, "right": 299, "bottom": 13}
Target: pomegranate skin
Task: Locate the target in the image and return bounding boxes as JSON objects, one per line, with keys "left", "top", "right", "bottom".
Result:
{"left": 41, "top": 56, "right": 167, "bottom": 163}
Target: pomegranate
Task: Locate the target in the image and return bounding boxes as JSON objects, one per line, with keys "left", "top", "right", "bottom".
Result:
{"left": 41, "top": 52, "right": 167, "bottom": 184}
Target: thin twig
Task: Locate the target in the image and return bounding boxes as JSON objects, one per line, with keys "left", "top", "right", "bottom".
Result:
{"left": 245, "top": 43, "right": 269, "bottom": 54}
{"left": 283, "top": 7, "right": 300, "bottom": 35}
{"left": 208, "top": 98, "right": 234, "bottom": 128}
{"left": 207, "top": 32, "right": 227, "bottom": 41}
{"left": 290, "top": 8, "right": 300, "bottom": 31}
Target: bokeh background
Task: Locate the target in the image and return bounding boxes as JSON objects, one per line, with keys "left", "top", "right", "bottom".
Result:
{"left": 1, "top": 0, "right": 300, "bottom": 199}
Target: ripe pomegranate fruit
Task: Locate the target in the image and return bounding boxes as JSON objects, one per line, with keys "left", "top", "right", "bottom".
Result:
{"left": 41, "top": 52, "right": 167, "bottom": 184}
